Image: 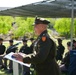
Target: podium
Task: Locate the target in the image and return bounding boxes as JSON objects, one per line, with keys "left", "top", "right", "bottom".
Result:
{"left": 4, "top": 52, "right": 30, "bottom": 75}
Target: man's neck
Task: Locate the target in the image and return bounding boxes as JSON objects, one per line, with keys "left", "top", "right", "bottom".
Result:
{"left": 39, "top": 29, "right": 47, "bottom": 35}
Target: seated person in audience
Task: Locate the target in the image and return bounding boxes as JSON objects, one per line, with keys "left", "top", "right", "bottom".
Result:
{"left": 69, "top": 40, "right": 76, "bottom": 75}
{"left": 60, "top": 41, "right": 71, "bottom": 72}
{"left": 19, "top": 39, "right": 30, "bottom": 75}
{"left": 19, "top": 39, "right": 31, "bottom": 54}
{"left": 29, "top": 38, "right": 35, "bottom": 53}
{"left": 4, "top": 40, "right": 17, "bottom": 73}
{"left": 56, "top": 38, "right": 65, "bottom": 62}
{"left": 0, "top": 38, "right": 6, "bottom": 69}
{"left": 29, "top": 38, "right": 35, "bottom": 74}
{"left": 73, "top": 40, "right": 76, "bottom": 50}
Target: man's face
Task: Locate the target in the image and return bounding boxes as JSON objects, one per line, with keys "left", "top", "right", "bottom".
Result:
{"left": 34, "top": 24, "right": 41, "bottom": 36}
{"left": 0, "top": 40, "right": 3, "bottom": 45}
{"left": 67, "top": 46, "right": 71, "bottom": 51}
{"left": 23, "top": 42, "right": 27, "bottom": 45}
{"left": 9, "top": 42, "right": 13, "bottom": 46}
{"left": 34, "top": 24, "right": 46, "bottom": 36}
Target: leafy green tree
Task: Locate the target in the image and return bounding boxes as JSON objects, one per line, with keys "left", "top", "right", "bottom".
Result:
{"left": 13, "top": 17, "right": 34, "bottom": 38}
{"left": 0, "top": 16, "right": 14, "bottom": 34}
{"left": 45, "top": 18, "right": 56, "bottom": 29}
{"left": 54, "top": 18, "right": 71, "bottom": 38}
{"left": 0, "top": 16, "right": 56, "bottom": 39}
{"left": 74, "top": 19, "right": 76, "bottom": 37}
{"left": 54, "top": 18, "right": 76, "bottom": 38}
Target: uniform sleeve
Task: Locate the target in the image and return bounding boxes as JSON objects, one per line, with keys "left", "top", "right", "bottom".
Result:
{"left": 23, "top": 36, "right": 53, "bottom": 64}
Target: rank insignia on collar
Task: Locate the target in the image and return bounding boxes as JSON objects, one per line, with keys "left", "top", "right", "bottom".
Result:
{"left": 42, "top": 36, "right": 46, "bottom": 41}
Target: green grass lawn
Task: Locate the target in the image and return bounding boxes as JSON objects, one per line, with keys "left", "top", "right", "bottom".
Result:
{"left": 0, "top": 39, "right": 70, "bottom": 75}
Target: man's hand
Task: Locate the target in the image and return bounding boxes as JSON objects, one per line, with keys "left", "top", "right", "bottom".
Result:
{"left": 12, "top": 53, "right": 23, "bottom": 62}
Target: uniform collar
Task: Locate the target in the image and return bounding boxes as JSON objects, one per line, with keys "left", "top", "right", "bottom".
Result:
{"left": 39, "top": 30, "right": 47, "bottom": 37}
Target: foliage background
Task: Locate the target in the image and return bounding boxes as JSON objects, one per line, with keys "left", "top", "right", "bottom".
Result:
{"left": 54, "top": 18, "right": 76, "bottom": 38}
{"left": 0, "top": 16, "right": 76, "bottom": 39}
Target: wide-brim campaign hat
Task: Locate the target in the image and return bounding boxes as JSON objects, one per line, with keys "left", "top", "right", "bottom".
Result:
{"left": 33, "top": 17, "right": 50, "bottom": 25}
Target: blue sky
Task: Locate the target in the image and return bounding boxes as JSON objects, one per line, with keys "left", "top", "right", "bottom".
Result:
{"left": 0, "top": 0, "right": 43, "bottom": 7}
